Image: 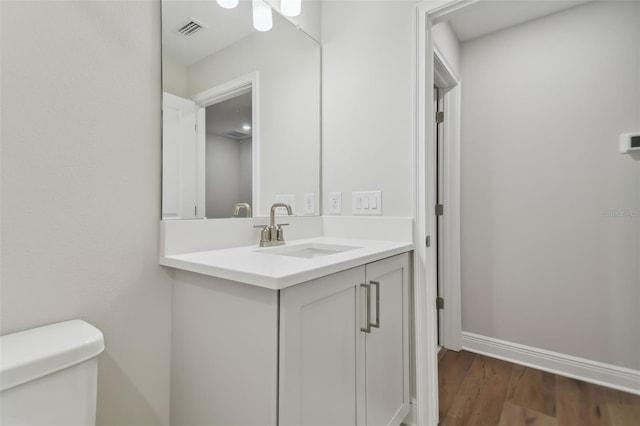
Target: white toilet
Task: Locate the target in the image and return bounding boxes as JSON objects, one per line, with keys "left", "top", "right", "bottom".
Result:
{"left": 0, "top": 320, "right": 105, "bottom": 426}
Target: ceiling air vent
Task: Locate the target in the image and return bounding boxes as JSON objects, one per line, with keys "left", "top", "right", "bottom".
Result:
{"left": 225, "top": 131, "right": 250, "bottom": 140}
{"left": 175, "top": 19, "right": 206, "bottom": 39}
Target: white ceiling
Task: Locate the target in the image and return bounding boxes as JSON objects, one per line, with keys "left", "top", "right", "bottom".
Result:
{"left": 162, "top": 0, "right": 256, "bottom": 67}
{"left": 446, "top": 0, "right": 594, "bottom": 42}
{"left": 163, "top": 0, "right": 595, "bottom": 67}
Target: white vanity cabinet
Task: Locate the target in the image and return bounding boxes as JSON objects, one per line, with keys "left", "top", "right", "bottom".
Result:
{"left": 279, "top": 253, "right": 411, "bottom": 426}
{"left": 169, "top": 245, "right": 412, "bottom": 426}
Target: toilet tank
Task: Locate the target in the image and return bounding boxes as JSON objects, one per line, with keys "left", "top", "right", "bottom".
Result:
{"left": 0, "top": 320, "right": 105, "bottom": 426}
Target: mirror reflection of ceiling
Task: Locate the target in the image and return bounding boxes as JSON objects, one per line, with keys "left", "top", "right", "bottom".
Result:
{"left": 446, "top": 0, "right": 593, "bottom": 42}
{"left": 206, "top": 92, "right": 252, "bottom": 140}
{"left": 163, "top": 0, "right": 256, "bottom": 67}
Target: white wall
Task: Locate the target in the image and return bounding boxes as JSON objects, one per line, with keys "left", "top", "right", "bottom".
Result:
{"left": 188, "top": 16, "right": 320, "bottom": 217}
{"left": 163, "top": 57, "right": 188, "bottom": 98}
{"left": 460, "top": 1, "right": 640, "bottom": 370}
{"left": 321, "top": 0, "right": 415, "bottom": 217}
{"left": 0, "top": 2, "right": 173, "bottom": 425}
{"left": 432, "top": 21, "right": 460, "bottom": 77}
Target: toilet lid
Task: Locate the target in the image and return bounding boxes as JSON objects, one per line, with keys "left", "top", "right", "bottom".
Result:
{"left": 0, "top": 320, "right": 104, "bottom": 392}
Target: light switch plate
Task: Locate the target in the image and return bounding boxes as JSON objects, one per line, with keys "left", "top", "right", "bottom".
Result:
{"left": 352, "top": 191, "right": 382, "bottom": 215}
{"left": 329, "top": 192, "right": 342, "bottom": 215}
{"left": 303, "top": 193, "right": 315, "bottom": 215}
{"left": 275, "top": 194, "right": 296, "bottom": 215}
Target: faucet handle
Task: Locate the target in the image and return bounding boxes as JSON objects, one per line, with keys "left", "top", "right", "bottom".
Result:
{"left": 276, "top": 224, "right": 290, "bottom": 241}
{"left": 253, "top": 225, "right": 271, "bottom": 247}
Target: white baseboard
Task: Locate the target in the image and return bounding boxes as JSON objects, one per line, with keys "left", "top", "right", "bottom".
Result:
{"left": 401, "top": 400, "right": 417, "bottom": 426}
{"left": 462, "top": 332, "right": 640, "bottom": 396}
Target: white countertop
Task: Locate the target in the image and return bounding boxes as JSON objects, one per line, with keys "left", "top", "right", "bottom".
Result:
{"left": 159, "top": 237, "right": 414, "bottom": 290}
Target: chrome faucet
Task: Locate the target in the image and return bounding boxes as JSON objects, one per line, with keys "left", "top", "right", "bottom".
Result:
{"left": 233, "top": 203, "right": 252, "bottom": 217}
{"left": 254, "top": 203, "right": 293, "bottom": 247}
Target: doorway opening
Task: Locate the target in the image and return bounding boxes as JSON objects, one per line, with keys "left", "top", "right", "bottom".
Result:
{"left": 204, "top": 90, "right": 253, "bottom": 219}
{"left": 161, "top": 72, "right": 259, "bottom": 220}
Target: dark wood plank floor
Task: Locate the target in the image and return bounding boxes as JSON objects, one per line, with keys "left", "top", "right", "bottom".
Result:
{"left": 438, "top": 349, "right": 640, "bottom": 426}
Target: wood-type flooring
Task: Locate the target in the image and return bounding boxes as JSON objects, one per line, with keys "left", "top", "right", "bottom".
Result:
{"left": 438, "top": 349, "right": 640, "bottom": 426}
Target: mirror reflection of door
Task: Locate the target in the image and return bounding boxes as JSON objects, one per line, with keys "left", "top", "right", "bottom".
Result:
{"left": 162, "top": 92, "right": 201, "bottom": 220}
{"left": 205, "top": 91, "right": 253, "bottom": 218}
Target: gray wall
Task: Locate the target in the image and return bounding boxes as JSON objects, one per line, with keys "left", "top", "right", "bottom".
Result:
{"left": 460, "top": 1, "right": 640, "bottom": 369}
{"left": 1, "top": 1, "right": 173, "bottom": 424}
{"left": 205, "top": 133, "right": 252, "bottom": 218}
{"left": 239, "top": 139, "right": 253, "bottom": 206}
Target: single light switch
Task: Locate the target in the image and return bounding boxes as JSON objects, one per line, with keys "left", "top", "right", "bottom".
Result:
{"left": 370, "top": 196, "right": 377, "bottom": 209}
{"left": 362, "top": 196, "right": 370, "bottom": 209}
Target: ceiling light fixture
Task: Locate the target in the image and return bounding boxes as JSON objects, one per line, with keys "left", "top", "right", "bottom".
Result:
{"left": 214, "top": 0, "right": 302, "bottom": 32}
{"left": 281, "top": 0, "right": 301, "bottom": 17}
{"left": 216, "top": 0, "right": 238, "bottom": 9}
{"left": 252, "top": 0, "right": 273, "bottom": 32}
{"left": 242, "top": 124, "right": 251, "bottom": 131}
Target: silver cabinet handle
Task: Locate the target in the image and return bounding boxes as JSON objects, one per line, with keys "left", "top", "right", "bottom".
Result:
{"left": 360, "top": 283, "right": 371, "bottom": 333}
{"left": 370, "top": 280, "right": 380, "bottom": 329}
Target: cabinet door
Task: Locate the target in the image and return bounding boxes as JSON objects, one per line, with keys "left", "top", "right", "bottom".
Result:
{"left": 280, "top": 266, "right": 366, "bottom": 426}
{"left": 364, "top": 253, "right": 410, "bottom": 426}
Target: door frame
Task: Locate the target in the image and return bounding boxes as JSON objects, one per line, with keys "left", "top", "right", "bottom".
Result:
{"left": 190, "top": 72, "right": 260, "bottom": 217}
{"left": 433, "top": 46, "right": 462, "bottom": 352}
{"left": 413, "top": 1, "right": 469, "bottom": 425}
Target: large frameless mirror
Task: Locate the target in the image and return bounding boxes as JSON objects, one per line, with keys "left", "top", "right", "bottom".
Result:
{"left": 161, "top": 0, "right": 321, "bottom": 219}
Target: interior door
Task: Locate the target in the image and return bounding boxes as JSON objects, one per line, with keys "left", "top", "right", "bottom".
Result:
{"left": 162, "top": 92, "right": 201, "bottom": 219}
{"left": 435, "top": 86, "right": 445, "bottom": 345}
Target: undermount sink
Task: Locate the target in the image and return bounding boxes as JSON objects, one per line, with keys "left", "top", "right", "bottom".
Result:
{"left": 256, "top": 243, "right": 361, "bottom": 259}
